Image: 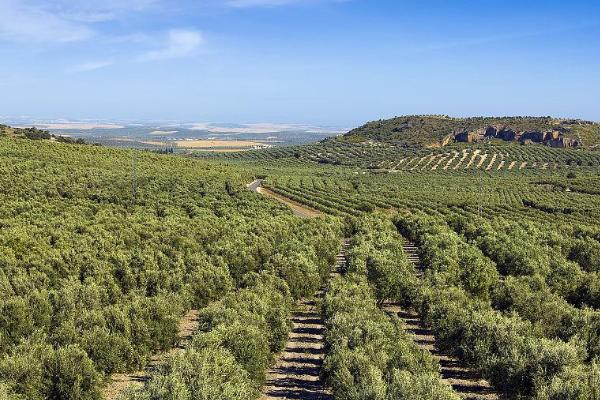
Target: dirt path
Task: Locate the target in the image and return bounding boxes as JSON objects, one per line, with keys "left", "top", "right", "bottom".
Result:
{"left": 453, "top": 151, "right": 469, "bottom": 170}
{"left": 247, "top": 179, "right": 321, "bottom": 219}
{"left": 431, "top": 154, "right": 448, "bottom": 170}
{"left": 476, "top": 153, "right": 488, "bottom": 169}
{"left": 421, "top": 154, "right": 438, "bottom": 170}
{"left": 102, "top": 309, "right": 200, "bottom": 400}
{"left": 262, "top": 240, "right": 349, "bottom": 400}
{"left": 464, "top": 149, "right": 480, "bottom": 169}
{"left": 485, "top": 154, "right": 497, "bottom": 170}
{"left": 443, "top": 152, "right": 459, "bottom": 170}
{"left": 382, "top": 241, "right": 497, "bottom": 400}
{"left": 411, "top": 155, "right": 428, "bottom": 170}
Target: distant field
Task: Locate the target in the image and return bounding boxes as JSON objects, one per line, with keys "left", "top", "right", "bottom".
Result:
{"left": 146, "top": 139, "right": 271, "bottom": 151}
{"left": 16, "top": 123, "right": 125, "bottom": 130}
{"left": 1, "top": 120, "right": 342, "bottom": 148}
{"left": 105, "top": 137, "right": 271, "bottom": 151}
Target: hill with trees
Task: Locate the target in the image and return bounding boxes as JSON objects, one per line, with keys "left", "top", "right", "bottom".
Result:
{"left": 0, "top": 124, "right": 86, "bottom": 144}
{"left": 336, "top": 115, "right": 600, "bottom": 148}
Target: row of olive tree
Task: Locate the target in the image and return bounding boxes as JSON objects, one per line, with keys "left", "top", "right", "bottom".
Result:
{"left": 321, "top": 273, "right": 459, "bottom": 400}
{"left": 121, "top": 272, "right": 295, "bottom": 400}
{"left": 0, "top": 137, "right": 342, "bottom": 399}
{"left": 395, "top": 213, "right": 600, "bottom": 399}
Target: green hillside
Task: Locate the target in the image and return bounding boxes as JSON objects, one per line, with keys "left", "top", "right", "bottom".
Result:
{"left": 337, "top": 115, "right": 600, "bottom": 148}
{"left": 1, "top": 124, "right": 86, "bottom": 144}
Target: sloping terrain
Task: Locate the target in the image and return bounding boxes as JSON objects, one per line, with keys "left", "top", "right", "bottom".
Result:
{"left": 1, "top": 123, "right": 86, "bottom": 144}
{"left": 216, "top": 141, "right": 600, "bottom": 172}
{"left": 337, "top": 115, "right": 600, "bottom": 148}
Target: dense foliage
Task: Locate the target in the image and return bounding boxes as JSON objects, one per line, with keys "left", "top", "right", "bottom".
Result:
{"left": 340, "top": 115, "right": 600, "bottom": 148}
{"left": 322, "top": 275, "right": 459, "bottom": 400}
{"left": 0, "top": 136, "right": 341, "bottom": 399}
{"left": 345, "top": 215, "right": 418, "bottom": 305}
{"left": 121, "top": 273, "right": 292, "bottom": 400}
{"left": 395, "top": 213, "right": 600, "bottom": 399}
{"left": 0, "top": 124, "right": 85, "bottom": 144}
{"left": 201, "top": 133, "right": 600, "bottom": 399}
{"left": 3, "top": 116, "right": 600, "bottom": 400}
{"left": 322, "top": 215, "right": 459, "bottom": 400}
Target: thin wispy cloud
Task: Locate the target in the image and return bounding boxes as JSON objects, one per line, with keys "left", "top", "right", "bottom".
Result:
{"left": 225, "top": 0, "right": 347, "bottom": 7}
{"left": 0, "top": 0, "right": 159, "bottom": 43}
{"left": 0, "top": 0, "right": 92, "bottom": 43}
{"left": 34, "top": 0, "right": 158, "bottom": 22}
{"left": 68, "top": 60, "right": 114, "bottom": 73}
{"left": 138, "top": 30, "right": 203, "bottom": 61}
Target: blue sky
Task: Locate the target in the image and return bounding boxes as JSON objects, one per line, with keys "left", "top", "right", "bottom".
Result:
{"left": 0, "top": 0, "right": 599, "bottom": 126}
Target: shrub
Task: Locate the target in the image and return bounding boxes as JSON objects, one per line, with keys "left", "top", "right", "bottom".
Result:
{"left": 192, "top": 322, "right": 270, "bottom": 384}
{"left": 129, "top": 272, "right": 296, "bottom": 397}
{"left": 120, "top": 347, "right": 256, "bottom": 400}
{"left": 47, "top": 345, "right": 100, "bottom": 400}
{"left": 266, "top": 253, "right": 321, "bottom": 299}
{"left": 536, "top": 362, "right": 600, "bottom": 400}
{"left": 185, "top": 259, "right": 233, "bottom": 308}
{"left": 322, "top": 275, "right": 457, "bottom": 400}
{"left": 387, "top": 370, "right": 460, "bottom": 400}
{"left": 347, "top": 215, "right": 418, "bottom": 306}
{"left": 0, "top": 338, "right": 54, "bottom": 400}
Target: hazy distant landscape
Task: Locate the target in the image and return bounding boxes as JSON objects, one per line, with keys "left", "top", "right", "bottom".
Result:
{"left": 1, "top": 118, "right": 346, "bottom": 151}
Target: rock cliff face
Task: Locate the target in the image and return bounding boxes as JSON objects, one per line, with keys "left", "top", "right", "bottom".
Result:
{"left": 454, "top": 125, "right": 580, "bottom": 148}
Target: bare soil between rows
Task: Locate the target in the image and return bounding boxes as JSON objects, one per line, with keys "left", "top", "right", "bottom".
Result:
{"left": 261, "top": 240, "right": 348, "bottom": 400}
{"left": 102, "top": 309, "right": 200, "bottom": 400}
{"left": 384, "top": 241, "right": 498, "bottom": 400}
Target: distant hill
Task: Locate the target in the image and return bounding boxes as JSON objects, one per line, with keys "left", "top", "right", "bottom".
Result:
{"left": 0, "top": 124, "right": 86, "bottom": 144}
{"left": 336, "top": 116, "right": 600, "bottom": 149}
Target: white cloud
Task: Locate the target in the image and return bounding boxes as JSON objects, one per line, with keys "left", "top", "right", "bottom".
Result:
{"left": 40, "top": 0, "right": 159, "bottom": 22}
{"left": 138, "top": 30, "right": 203, "bottom": 61}
{"left": 226, "top": 0, "right": 300, "bottom": 6}
{"left": 68, "top": 60, "right": 114, "bottom": 72}
{"left": 0, "top": 0, "right": 92, "bottom": 43}
{"left": 0, "top": 0, "right": 158, "bottom": 43}
{"left": 225, "top": 0, "right": 347, "bottom": 7}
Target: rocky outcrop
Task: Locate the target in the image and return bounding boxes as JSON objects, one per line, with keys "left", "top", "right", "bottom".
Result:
{"left": 454, "top": 131, "right": 479, "bottom": 143}
{"left": 547, "top": 137, "right": 580, "bottom": 148}
{"left": 453, "top": 125, "right": 579, "bottom": 147}
{"left": 498, "top": 128, "right": 517, "bottom": 141}
{"left": 520, "top": 131, "right": 545, "bottom": 143}
{"left": 485, "top": 126, "right": 498, "bottom": 138}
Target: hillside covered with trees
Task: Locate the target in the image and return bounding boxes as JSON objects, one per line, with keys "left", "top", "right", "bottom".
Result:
{"left": 336, "top": 115, "right": 600, "bottom": 148}
{"left": 0, "top": 124, "right": 86, "bottom": 144}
